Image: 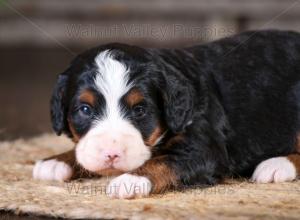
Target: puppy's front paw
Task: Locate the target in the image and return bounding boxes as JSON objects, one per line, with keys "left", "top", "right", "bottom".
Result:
{"left": 33, "top": 159, "right": 73, "bottom": 182}
{"left": 106, "top": 174, "right": 152, "bottom": 199}
{"left": 251, "top": 157, "right": 296, "bottom": 183}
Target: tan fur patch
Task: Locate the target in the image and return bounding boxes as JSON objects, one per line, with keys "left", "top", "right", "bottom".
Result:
{"left": 125, "top": 88, "right": 144, "bottom": 107}
{"left": 96, "top": 168, "right": 124, "bottom": 176}
{"left": 287, "top": 154, "right": 300, "bottom": 175}
{"left": 68, "top": 120, "right": 80, "bottom": 143}
{"left": 79, "top": 90, "right": 95, "bottom": 106}
{"left": 145, "top": 126, "right": 165, "bottom": 147}
{"left": 132, "top": 156, "right": 178, "bottom": 193}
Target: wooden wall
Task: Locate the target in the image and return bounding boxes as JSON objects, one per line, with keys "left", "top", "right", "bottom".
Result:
{"left": 0, "top": 0, "right": 299, "bottom": 139}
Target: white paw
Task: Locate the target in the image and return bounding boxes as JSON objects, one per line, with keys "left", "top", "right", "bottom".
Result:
{"left": 33, "top": 159, "right": 73, "bottom": 182}
{"left": 251, "top": 157, "right": 297, "bottom": 183}
{"left": 106, "top": 173, "right": 152, "bottom": 199}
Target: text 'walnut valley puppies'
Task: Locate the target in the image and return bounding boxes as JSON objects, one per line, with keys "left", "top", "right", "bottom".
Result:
{"left": 33, "top": 30, "right": 300, "bottom": 199}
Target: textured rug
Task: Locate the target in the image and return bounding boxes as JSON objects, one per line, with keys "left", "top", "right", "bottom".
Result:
{"left": 0, "top": 134, "right": 300, "bottom": 220}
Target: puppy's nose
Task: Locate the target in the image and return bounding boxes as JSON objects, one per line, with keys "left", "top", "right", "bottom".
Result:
{"left": 104, "top": 150, "right": 121, "bottom": 163}
{"left": 106, "top": 154, "right": 119, "bottom": 162}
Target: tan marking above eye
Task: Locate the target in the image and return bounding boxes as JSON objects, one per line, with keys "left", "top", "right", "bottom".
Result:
{"left": 79, "top": 90, "right": 95, "bottom": 106}
{"left": 125, "top": 88, "right": 144, "bottom": 107}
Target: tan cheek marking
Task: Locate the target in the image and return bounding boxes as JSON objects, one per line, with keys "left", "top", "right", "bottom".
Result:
{"left": 145, "top": 126, "right": 165, "bottom": 147}
{"left": 79, "top": 90, "right": 95, "bottom": 106}
{"left": 125, "top": 88, "right": 144, "bottom": 107}
{"left": 132, "top": 156, "right": 178, "bottom": 193}
{"left": 68, "top": 120, "right": 80, "bottom": 143}
{"left": 68, "top": 90, "right": 95, "bottom": 143}
{"left": 287, "top": 154, "right": 300, "bottom": 175}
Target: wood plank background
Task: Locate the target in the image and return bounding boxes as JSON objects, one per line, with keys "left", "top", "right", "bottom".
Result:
{"left": 0, "top": 0, "right": 299, "bottom": 140}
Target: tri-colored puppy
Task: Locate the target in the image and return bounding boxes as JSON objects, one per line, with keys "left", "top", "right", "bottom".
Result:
{"left": 33, "top": 30, "right": 300, "bottom": 199}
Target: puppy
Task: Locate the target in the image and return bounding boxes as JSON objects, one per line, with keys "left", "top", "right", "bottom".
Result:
{"left": 33, "top": 30, "right": 300, "bottom": 199}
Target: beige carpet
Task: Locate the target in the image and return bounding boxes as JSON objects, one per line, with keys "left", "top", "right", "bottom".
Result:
{"left": 0, "top": 134, "right": 300, "bottom": 219}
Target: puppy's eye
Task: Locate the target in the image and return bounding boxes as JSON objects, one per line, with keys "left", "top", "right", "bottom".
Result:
{"left": 79, "top": 104, "right": 92, "bottom": 116}
{"left": 132, "top": 105, "right": 146, "bottom": 119}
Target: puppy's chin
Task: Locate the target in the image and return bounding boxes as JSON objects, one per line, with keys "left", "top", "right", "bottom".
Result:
{"left": 95, "top": 168, "right": 124, "bottom": 176}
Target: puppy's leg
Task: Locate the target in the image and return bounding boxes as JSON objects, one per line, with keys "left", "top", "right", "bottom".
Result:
{"left": 106, "top": 156, "right": 177, "bottom": 199}
{"left": 33, "top": 149, "right": 92, "bottom": 181}
{"left": 251, "top": 154, "right": 300, "bottom": 183}
{"left": 106, "top": 136, "right": 226, "bottom": 199}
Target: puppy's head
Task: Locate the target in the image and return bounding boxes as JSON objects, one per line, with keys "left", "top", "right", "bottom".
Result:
{"left": 51, "top": 43, "right": 194, "bottom": 175}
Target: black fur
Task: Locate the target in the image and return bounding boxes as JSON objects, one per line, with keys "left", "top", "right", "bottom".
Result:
{"left": 51, "top": 30, "right": 300, "bottom": 188}
{"left": 51, "top": 73, "right": 70, "bottom": 136}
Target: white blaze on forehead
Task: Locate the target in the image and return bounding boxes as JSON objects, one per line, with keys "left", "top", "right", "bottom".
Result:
{"left": 94, "top": 50, "right": 132, "bottom": 127}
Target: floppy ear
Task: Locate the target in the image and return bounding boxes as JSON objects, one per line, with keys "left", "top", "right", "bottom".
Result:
{"left": 162, "top": 74, "right": 194, "bottom": 134}
{"left": 50, "top": 74, "right": 69, "bottom": 135}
